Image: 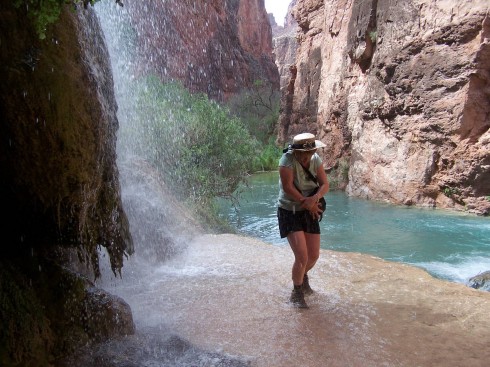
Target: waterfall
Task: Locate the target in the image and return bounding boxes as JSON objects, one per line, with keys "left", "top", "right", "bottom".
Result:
{"left": 95, "top": 2, "right": 201, "bottom": 265}
{"left": 84, "top": 3, "right": 384, "bottom": 359}
{"left": 85, "top": 3, "right": 251, "bottom": 365}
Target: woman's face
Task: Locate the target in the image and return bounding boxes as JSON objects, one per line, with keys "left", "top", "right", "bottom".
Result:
{"left": 295, "top": 149, "right": 317, "bottom": 164}
{"left": 296, "top": 149, "right": 317, "bottom": 157}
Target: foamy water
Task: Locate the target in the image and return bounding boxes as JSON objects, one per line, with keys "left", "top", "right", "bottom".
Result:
{"left": 98, "top": 233, "right": 490, "bottom": 367}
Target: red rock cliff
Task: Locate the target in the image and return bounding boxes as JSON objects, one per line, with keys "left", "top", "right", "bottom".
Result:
{"left": 271, "top": 0, "right": 299, "bottom": 92}
{"left": 279, "top": 0, "right": 490, "bottom": 215}
{"left": 126, "top": 0, "right": 279, "bottom": 102}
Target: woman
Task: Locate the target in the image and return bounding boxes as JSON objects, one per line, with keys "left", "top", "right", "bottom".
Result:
{"left": 277, "top": 133, "right": 329, "bottom": 308}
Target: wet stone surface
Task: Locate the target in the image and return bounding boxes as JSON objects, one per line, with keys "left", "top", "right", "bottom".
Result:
{"left": 99, "top": 234, "right": 490, "bottom": 367}
{"left": 55, "top": 326, "right": 251, "bottom": 367}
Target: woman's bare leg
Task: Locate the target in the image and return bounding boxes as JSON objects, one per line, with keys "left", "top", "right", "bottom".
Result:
{"left": 304, "top": 233, "right": 320, "bottom": 273}
{"left": 287, "top": 231, "right": 308, "bottom": 286}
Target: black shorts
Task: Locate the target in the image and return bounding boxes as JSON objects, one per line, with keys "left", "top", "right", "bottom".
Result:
{"left": 277, "top": 207, "right": 321, "bottom": 238}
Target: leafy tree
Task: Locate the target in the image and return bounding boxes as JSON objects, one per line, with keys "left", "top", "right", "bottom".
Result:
{"left": 228, "top": 79, "right": 279, "bottom": 143}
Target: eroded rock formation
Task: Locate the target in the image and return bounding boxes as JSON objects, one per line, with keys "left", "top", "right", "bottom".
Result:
{"left": 271, "top": 0, "right": 299, "bottom": 91}
{"left": 0, "top": 2, "right": 134, "bottom": 364}
{"left": 125, "top": 0, "right": 279, "bottom": 101}
{"left": 278, "top": 0, "right": 490, "bottom": 214}
{"left": 469, "top": 270, "right": 490, "bottom": 291}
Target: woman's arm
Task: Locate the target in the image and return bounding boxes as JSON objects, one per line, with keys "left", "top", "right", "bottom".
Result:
{"left": 302, "top": 163, "right": 329, "bottom": 219}
{"left": 315, "top": 163, "right": 330, "bottom": 200}
{"left": 279, "top": 166, "right": 305, "bottom": 203}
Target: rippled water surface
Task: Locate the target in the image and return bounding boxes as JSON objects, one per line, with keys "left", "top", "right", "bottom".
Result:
{"left": 217, "top": 171, "right": 490, "bottom": 284}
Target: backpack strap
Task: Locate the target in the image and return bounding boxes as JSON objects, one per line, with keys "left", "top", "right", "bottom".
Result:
{"left": 299, "top": 163, "right": 319, "bottom": 185}
{"left": 293, "top": 154, "right": 319, "bottom": 186}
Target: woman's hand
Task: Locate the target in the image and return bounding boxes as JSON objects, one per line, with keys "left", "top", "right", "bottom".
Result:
{"left": 300, "top": 195, "right": 323, "bottom": 220}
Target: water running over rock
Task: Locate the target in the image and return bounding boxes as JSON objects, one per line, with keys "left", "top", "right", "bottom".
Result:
{"left": 99, "top": 233, "right": 490, "bottom": 366}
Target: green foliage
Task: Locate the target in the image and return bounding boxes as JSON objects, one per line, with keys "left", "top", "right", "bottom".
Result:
{"left": 486, "top": 196, "right": 490, "bottom": 202}
{"left": 227, "top": 79, "right": 280, "bottom": 144}
{"left": 125, "top": 76, "right": 259, "bottom": 206}
{"left": 368, "top": 30, "right": 377, "bottom": 43}
{"left": 327, "top": 158, "right": 350, "bottom": 190}
{"left": 119, "top": 76, "right": 281, "bottom": 224}
{"left": 13, "top": 0, "right": 119, "bottom": 40}
{"left": 443, "top": 186, "right": 461, "bottom": 198}
{"left": 252, "top": 136, "right": 282, "bottom": 172}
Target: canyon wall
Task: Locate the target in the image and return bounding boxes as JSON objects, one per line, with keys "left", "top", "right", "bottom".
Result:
{"left": 271, "top": 0, "right": 299, "bottom": 91}
{"left": 125, "top": 0, "right": 279, "bottom": 101}
{"left": 278, "top": 0, "right": 490, "bottom": 214}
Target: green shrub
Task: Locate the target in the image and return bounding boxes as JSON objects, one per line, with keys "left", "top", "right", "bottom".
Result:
{"left": 226, "top": 79, "right": 281, "bottom": 172}
{"left": 368, "top": 30, "right": 377, "bottom": 43}
{"left": 443, "top": 186, "right": 461, "bottom": 198}
{"left": 252, "top": 136, "right": 282, "bottom": 172}
{"left": 227, "top": 79, "right": 279, "bottom": 143}
{"left": 124, "top": 76, "right": 259, "bottom": 206}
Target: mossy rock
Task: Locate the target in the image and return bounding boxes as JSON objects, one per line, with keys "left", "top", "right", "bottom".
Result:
{"left": 0, "top": 256, "right": 135, "bottom": 366}
{"left": 0, "top": 262, "right": 53, "bottom": 366}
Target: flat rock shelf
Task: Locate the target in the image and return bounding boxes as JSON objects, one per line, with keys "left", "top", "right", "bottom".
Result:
{"left": 103, "top": 234, "right": 490, "bottom": 367}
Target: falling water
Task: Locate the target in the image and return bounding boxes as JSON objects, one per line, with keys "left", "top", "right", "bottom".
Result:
{"left": 89, "top": 2, "right": 255, "bottom": 366}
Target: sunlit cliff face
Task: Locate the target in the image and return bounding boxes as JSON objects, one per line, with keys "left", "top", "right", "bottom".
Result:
{"left": 277, "top": 0, "right": 490, "bottom": 214}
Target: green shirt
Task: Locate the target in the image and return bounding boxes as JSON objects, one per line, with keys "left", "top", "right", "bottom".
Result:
{"left": 277, "top": 151, "right": 322, "bottom": 211}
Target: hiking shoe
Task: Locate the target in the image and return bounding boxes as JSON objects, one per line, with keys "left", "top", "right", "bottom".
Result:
{"left": 289, "top": 288, "right": 308, "bottom": 308}
{"left": 302, "top": 273, "right": 314, "bottom": 295}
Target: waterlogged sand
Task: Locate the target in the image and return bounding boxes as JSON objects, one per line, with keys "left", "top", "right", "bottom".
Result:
{"left": 106, "top": 234, "right": 490, "bottom": 367}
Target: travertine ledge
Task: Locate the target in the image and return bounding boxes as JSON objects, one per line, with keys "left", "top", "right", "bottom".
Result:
{"left": 107, "top": 233, "right": 490, "bottom": 367}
